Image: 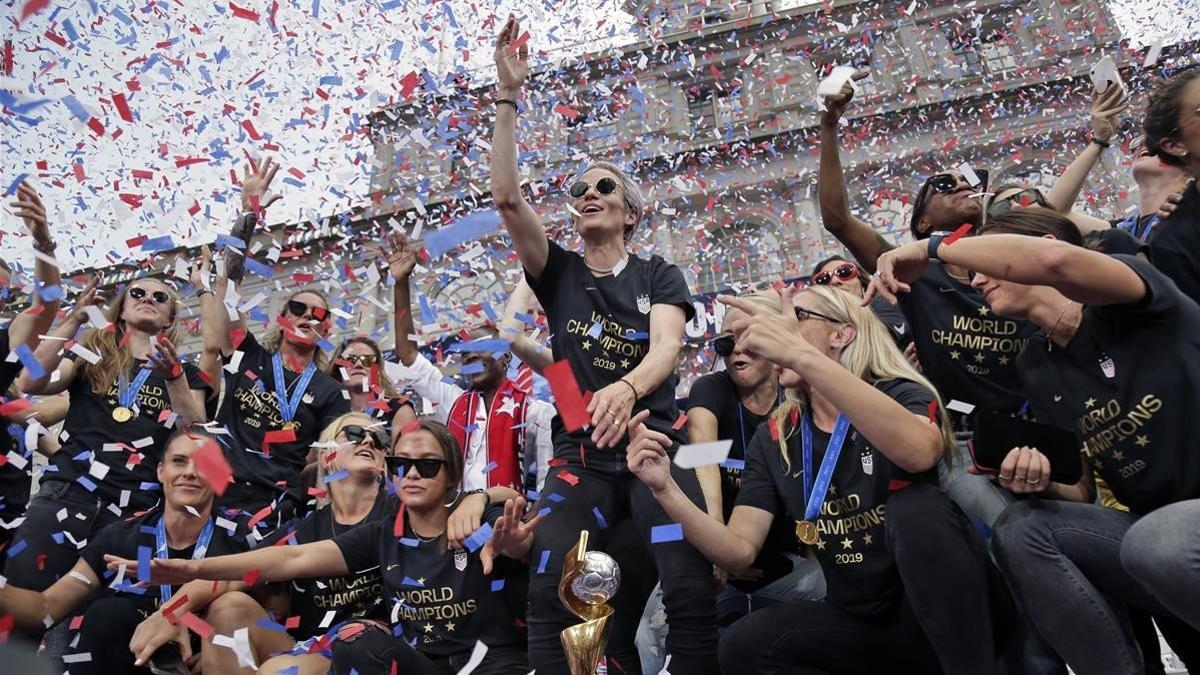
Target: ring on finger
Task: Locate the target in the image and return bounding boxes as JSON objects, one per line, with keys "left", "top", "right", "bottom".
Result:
{"left": 1014, "top": 474, "right": 1026, "bottom": 481}
{"left": 1024, "top": 477, "right": 1041, "bottom": 485}
{"left": 998, "top": 473, "right": 1013, "bottom": 480}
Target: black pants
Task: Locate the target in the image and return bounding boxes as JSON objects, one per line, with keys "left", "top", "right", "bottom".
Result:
{"left": 720, "top": 483, "right": 1002, "bottom": 675}
{"left": 527, "top": 455, "right": 719, "bottom": 675}
{"left": 67, "top": 596, "right": 149, "bottom": 675}
{"left": 330, "top": 625, "right": 527, "bottom": 675}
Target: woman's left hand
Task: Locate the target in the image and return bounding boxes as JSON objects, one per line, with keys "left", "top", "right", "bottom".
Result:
{"left": 148, "top": 336, "right": 184, "bottom": 381}
{"left": 587, "top": 380, "right": 636, "bottom": 449}
{"left": 863, "top": 241, "right": 929, "bottom": 305}
{"left": 446, "top": 491, "right": 488, "bottom": 551}
{"left": 1090, "top": 83, "right": 1129, "bottom": 143}
{"left": 718, "top": 285, "right": 812, "bottom": 368}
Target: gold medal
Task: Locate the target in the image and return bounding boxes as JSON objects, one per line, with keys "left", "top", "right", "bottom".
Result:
{"left": 281, "top": 421, "right": 296, "bottom": 431}
{"left": 112, "top": 406, "right": 134, "bottom": 423}
{"left": 795, "top": 519, "right": 819, "bottom": 546}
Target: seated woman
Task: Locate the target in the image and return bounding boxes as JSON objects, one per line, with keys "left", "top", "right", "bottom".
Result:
{"left": 0, "top": 428, "right": 250, "bottom": 675}
{"left": 869, "top": 208, "right": 1200, "bottom": 674}
{"left": 626, "top": 285, "right": 1002, "bottom": 675}
{"left": 327, "top": 338, "right": 417, "bottom": 435}
{"left": 110, "top": 420, "right": 534, "bottom": 675}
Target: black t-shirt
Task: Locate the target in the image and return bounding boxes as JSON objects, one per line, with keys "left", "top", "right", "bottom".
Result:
{"left": 898, "top": 263, "right": 1036, "bottom": 415}
{"left": 1148, "top": 181, "right": 1200, "bottom": 306}
{"left": 1017, "top": 255, "right": 1200, "bottom": 514}
{"left": 0, "top": 326, "right": 19, "bottom": 394}
{"left": 0, "top": 326, "right": 30, "bottom": 517}
{"left": 1090, "top": 226, "right": 1148, "bottom": 257}
{"left": 869, "top": 296, "right": 913, "bottom": 349}
{"left": 526, "top": 239, "right": 696, "bottom": 454}
{"left": 217, "top": 332, "right": 349, "bottom": 491}
{"left": 736, "top": 379, "right": 938, "bottom": 617}
{"left": 333, "top": 504, "right": 526, "bottom": 659}
{"left": 51, "top": 359, "right": 210, "bottom": 510}
{"left": 79, "top": 508, "right": 251, "bottom": 618}
{"left": 264, "top": 491, "right": 393, "bottom": 639}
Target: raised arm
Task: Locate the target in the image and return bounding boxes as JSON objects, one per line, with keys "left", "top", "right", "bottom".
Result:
{"left": 870, "top": 235, "right": 1147, "bottom": 308}
{"left": 105, "top": 539, "right": 349, "bottom": 586}
{"left": 0, "top": 558, "right": 98, "bottom": 631}
{"left": 192, "top": 246, "right": 227, "bottom": 389}
{"left": 499, "top": 277, "right": 552, "bottom": 374}
{"left": 6, "top": 180, "right": 62, "bottom": 349}
{"left": 384, "top": 230, "right": 419, "bottom": 367}
{"left": 1044, "top": 84, "right": 1129, "bottom": 215}
{"left": 490, "top": 15, "right": 549, "bottom": 279}
{"left": 817, "top": 73, "right": 893, "bottom": 273}
{"left": 16, "top": 278, "right": 101, "bottom": 395}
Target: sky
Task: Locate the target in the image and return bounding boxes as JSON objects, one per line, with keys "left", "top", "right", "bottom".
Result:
{"left": 0, "top": 0, "right": 1196, "bottom": 273}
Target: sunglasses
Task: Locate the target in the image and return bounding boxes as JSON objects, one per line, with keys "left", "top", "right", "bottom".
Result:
{"left": 910, "top": 169, "right": 990, "bottom": 235}
{"left": 712, "top": 334, "right": 735, "bottom": 357}
{"left": 284, "top": 299, "right": 330, "bottom": 322}
{"left": 987, "top": 189, "right": 1050, "bottom": 217}
{"left": 385, "top": 456, "right": 446, "bottom": 479}
{"left": 813, "top": 263, "right": 859, "bottom": 286}
{"left": 128, "top": 286, "right": 171, "bottom": 305}
{"left": 794, "top": 306, "right": 844, "bottom": 324}
{"left": 340, "top": 424, "right": 390, "bottom": 450}
{"left": 569, "top": 176, "right": 618, "bottom": 199}
{"left": 342, "top": 353, "right": 378, "bottom": 367}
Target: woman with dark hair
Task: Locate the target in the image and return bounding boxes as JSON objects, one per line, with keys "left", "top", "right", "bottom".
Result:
{"left": 9, "top": 273, "right": 211, "bottom": 595}
{"left": 490, "top": 17, "right": 718, "bottom": 673}
{"left": 328, "top": 337, "right": 417, "bottom": 434}
{"left": 628, "top": 285, "right": 1000, "bottom": 674}
{"left": 194, "top": 160, "right": 350, "bottom": 519}
{"left": 868, "top": 208, "right": 1200, "bottom": 674}
{"left": 1144, "top": 67, "right": 1200, "bottom": 303}
{"left": 810, "top": 256, "right": 910, "bottom": 349}
{"left": 111, "top": 419, "right": 532, "bottom": 675}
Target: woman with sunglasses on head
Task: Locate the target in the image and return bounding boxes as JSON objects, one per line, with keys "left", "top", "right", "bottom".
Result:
{"left": 195, "top": 163, "right": 350, "bottom": 520}
{"left": 1144, "top": 67, "right": 1200, "bottom": 305}
{"left": 8, "top": 275, "right": 211, "bottom": 601}
{"left": 491, "top": 17, "right": 719, "bottom": 673}
{"left": 867, "top": 207, "right": 1200, "bottom": 673}
{"left": 810, "top": 256, "right": 911, "bottom": 349}
{"left": 627, "top": 284, "right": 1001, "bottom": 674}
{"left": 113, "top": 419, "right": 532, "bottom": 675}
{"left": 328, "top": 337, "right": 417, "bottom": 435}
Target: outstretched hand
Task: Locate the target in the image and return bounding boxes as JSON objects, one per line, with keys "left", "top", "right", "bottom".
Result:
{"left": 494, "top": 14, "right": 529, "bottom": 92}
{"left": 863, "top": 241, "right": 929, "bottom": 305}
{"left": 625, "top": 410, "right": 674, "bottom": 492}
{"left": 68, "top": 277, "right": 105, "bottom": 325}
{"left": 9, "top": 180, "right": 51, "bottom": 245}
{"left": 481, "top": 496, "right": 543, "bottom": 574}
{"left": 104, "top": 554, "right": 200, "bottom": 586}
{"left": 147, "top": 336, "right": 184, "bottom": 380}
{"left": 240, "top": 156, "right": 282, "bottom": 213}
{"left": 381, "top": 230, "right": 418, "bottom": 280}
{"left": 821, "top": 69, "right": 869, "bottom": 125}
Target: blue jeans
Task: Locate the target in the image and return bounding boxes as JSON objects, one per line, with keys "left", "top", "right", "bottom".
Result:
{"left": 992, "top": 498, "right": 1196, "bottom": 675}
{"left": 1121, "top": 499, "right": 1200, "bottom": 630}
{"left": 636, "top": 552, "right": 826, "bottom": 674}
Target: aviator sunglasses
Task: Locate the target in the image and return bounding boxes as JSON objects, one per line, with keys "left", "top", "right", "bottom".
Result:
{"left": 987, "top": 188, "right": 1050, "bottom": 217}
{"left": 569, "top": 176, "right": 619, "bottom": 199}
{"left": 340, "top": 424, "right": 390, "bottom": 450}
{"left": 813, "top": 263, "right": 860, "bottom": 286}
{"left": 385, "top": 456, "right": 447, "bottom": 479}
{"left": 284, "top": 299, "right": 330, "bottom": 322}
{"left": 128, "top": 286, "right": 171, "bottom": 304}
{"left": 341, "top": 353, "right": 379, "bottom": 367}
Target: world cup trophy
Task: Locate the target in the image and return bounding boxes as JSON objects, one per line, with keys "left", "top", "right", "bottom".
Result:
{"left": 558, "top": 530, "right": 621, "bottom": 675}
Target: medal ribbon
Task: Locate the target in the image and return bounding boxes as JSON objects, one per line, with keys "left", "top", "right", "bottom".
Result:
{"left": 272, "top": 353, "right": 317, "bottom": 426}
{"left": 800, "top": 413, "right": 851, "bottom": 523}
{"left": 117, "top": 367, "right": 154, "bottom": 411}
{"left": 154, "top": 516, "right": 215, "bottom": 604}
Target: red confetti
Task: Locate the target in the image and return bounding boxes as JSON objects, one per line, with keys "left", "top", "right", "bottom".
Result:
{"left": 112, "top": 92, "right": 133, "bottom": 122}
{"left": 228, "top": 1, "right": 260, "bottom": 21}
{"left": 544, "top": 360, "right": 590, "bottom": 432}
{"left": 181, "top": 612, "right": 214, "bottom": 639}
{"left": 927, "top": 400, "right": 938, "bottom": 423}
{"left": 242, "top": 569, "right": 260, "bottom": 586}
{"left": 392, "top": 502, "right": 406, "bottom": 538}
{"left": 192, "top": 438, "right": 233, "bottom": 496}
{"left": 942, "top": 223, "right": 974, "bottom": 246}
{"left": 672, "top": 413, "right": 688, "bottom": 431}
{"left": 241, "top": 119, "right": 262, "bottom": 140}
{"left": 558, "top": 471, "right": 580, "bottom": 486}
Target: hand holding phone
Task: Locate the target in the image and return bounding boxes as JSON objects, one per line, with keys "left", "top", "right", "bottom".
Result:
{"left": 1090, "top": 56, "right": 1122, "bottom": 94}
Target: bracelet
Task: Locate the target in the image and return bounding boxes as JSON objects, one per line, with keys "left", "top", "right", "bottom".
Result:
{"left": 1091, "top": 137, "right": 1111, "bottom": 149}
{"left": 927, "top": 234, "right": 945, "bottom": 262}
{"left": 619, "top": 377, "right": 639, "bottom": 400}
{"left": 165, "top": 368, "right": 184, "bottom": 382}
{"left": 197, "top": 288, "right": 214, "bottom": 298}
{"left": 465, "top": 488, "right": 488, "bottom": 505}
{"left": 496, "top": 98, "right": 519, "bottom": 111}
{"left": 32, "top": 240, "right": 57, "bottom": 253}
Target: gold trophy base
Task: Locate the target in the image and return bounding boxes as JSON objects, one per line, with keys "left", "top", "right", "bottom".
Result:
{"left": 558, "top": 531, "right": 616, "bottom": 675}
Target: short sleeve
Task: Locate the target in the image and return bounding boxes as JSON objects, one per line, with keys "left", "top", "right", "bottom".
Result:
{"left": 319, "top": 383, "right": 352, "bottom": 427}
{"left": 333, "top": 517, "right": 384, "bottom": 574}
{"left": 1092, "top": 255, "right": 1183, "bottom": 322}
{"left": 649, "top": 258, "right": 696, "bottom": 321}
{"left": 181, "top": 362, "right": 212, "bottom": 393}
{"left": 877, "top": 379, "right": 936, "bottom": 416}
{"left": 525, "top": 238, "right": 571, "bottom": 298}
{"left": 227, "top": 330, "right": 265, "bottom": 364}
{"left": 79, "top": 520, "right": 128, "bottom": 579}
{"left": 686, "top": 373, "right": 728, "bottom": 416}
{"left": 734, "top": 426, "right": 784, "bottom": 517}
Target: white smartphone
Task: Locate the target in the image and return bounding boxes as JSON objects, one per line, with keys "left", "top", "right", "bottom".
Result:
{"left": 1090, "top": 56, "right": 1122, "bottom": 94}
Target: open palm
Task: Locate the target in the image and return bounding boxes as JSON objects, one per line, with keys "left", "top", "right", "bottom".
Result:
{"left": 494, "top": 15, "right": 529, "bottom": 91}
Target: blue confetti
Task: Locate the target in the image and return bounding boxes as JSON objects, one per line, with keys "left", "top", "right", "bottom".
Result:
{"left": 5, "top": 539, "right": 27, "bottom": 558}
{"left": 592, "top": 507, "right": 607, "bottom": 529}
{"left": 536, "top": 549, "right": 551, "bottom": 574}
{"left": 137, "top": 545, "right": 152, "bottom": 582}
{"left": 423, "top": 209, "right": 501, "bottom": 259}
{"left": 651, "top": 523, "right": 684, "bottom": 543}
{"left": 490, "top": 579, "right": 505, "bottom": 591}
{"left": 463, "top": 522, "right": 493, "bottom": 553}
{"left": 322, "top": 469, "right": 349, "bottom": 484}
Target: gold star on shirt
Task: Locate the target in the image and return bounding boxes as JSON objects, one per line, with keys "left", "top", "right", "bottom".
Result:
{"left": 998, "top": 356, "right": 1010, "bottom": 365}
{"left": 973, "top": 353, "right": 985, "bottom": 363}
{"left": 827, "top": 486, "right": 837, "bottom": 496}
{"left": 1112, "top": 450, "right": 1125, "bottom": 461}
{"left": 620, "top": 359, "right": 630, "bottom": 369}
{"left": 1084, "top": 397, "right": 1097, "bottom": 408}
{"left": 445, "top": 622, "right": 456, "bottom": 632}
{"left": 863, "top": 533, "right": 873, "bottom": 546}
{"left": 814, "top": 538, "right": 826, "bottom": 551}
{"left": 977, "top": 306, "right": 990, "bottom": 316}
{"left": 1134, "top": 435, "right": 1150, "bottom": 448}
{"left": 950, "top": 350, "right": 961, "bottom": 360}
{"left": 417, "top": 577, "right": 426, "bottom": 586}
{"left": 581, "top": 339, "right": 592, "bottom": 351}
{"left": 841, "top": 537, "right": 854, "bottom": 550}
{"left": 424, "top": 623, "right": 434, "bottom": 633}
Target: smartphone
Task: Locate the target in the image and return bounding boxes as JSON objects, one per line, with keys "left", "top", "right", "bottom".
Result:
{"left": 1090, "top": 56, "right": 1122, "bottom": 94}
{"left": 968, "top": 411, "right": 1084, "bottom": 485}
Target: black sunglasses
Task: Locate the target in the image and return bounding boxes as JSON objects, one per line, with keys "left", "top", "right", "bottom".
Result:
{"left": 569, "top": 176, "right": 618, "bottom": 199}
{"left": 712, "top": 334, "right": 735, "bottom": 357}
{"left": 794, "top": 306, "right": 844, "bottom": 324}
{"left": 340, "top": 424, "right": 389, "bottom": 450}
{"left": 987, "top": 188, "right": 1050, "bottom": 217}
{"left": 128, "top": 286, "right": 171, "bottom": 305}
{"left": 813, "top": 263, "right": 859, "bottom": 286}
{"left": 284, "top": 299, "right": 330, "bottom": 322}
{"left": 909, "top": 169, "right": 990, "bottom": 237}
{"left": 385, "top": 456, "right": 447, "bottom": 479}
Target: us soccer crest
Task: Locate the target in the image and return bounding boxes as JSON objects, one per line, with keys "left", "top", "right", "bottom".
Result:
{"left": 454, "top": 549, "right": 468, "bottom": 571}
{"left": 636, "top": 294, "right": 651, "bottom": 314}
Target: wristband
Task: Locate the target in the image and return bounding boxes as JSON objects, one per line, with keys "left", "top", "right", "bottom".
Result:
{"left": 1091, "top": 137, "right": 1111, "bottom": 149}
{"left": 32, "top": 239, "right": 57, "bottom": 254}
{"left": 927, "top": 234, "right": 946, "bottom": 262}
{"left": 619, "top": 377, "right": 639, "bottom": 400}
{"left": 197, "top": 288, "right": 214, "bottom": 298}
{"left": 165, "top": 368, "right": 184, "bottom": 382}
{"left": 496, "top": 99, "right": 519, "bottom": 111}
{"left": 465, "top": 488, "right": 488, "bottom": 505}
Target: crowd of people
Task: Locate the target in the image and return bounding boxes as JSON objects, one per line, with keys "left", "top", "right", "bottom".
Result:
{"left": 1, "top": 17, "right": 1198, "bottom": 675}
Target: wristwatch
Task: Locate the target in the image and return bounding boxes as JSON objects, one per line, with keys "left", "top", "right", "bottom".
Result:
{"left": 927, "top": 234, "right": 946, "bottom": 261}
